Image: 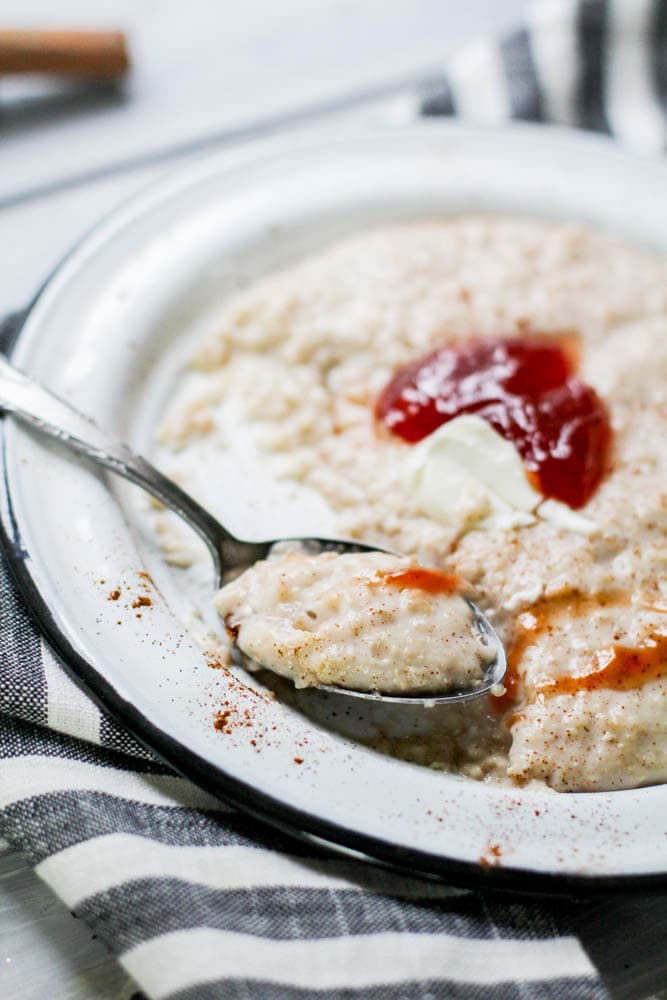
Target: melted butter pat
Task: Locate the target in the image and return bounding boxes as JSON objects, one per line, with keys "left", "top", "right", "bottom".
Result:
{"left": 406, "top": 415, "right": 598, "bottom": 535}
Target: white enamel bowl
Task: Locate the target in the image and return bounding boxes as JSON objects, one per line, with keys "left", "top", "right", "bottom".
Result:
{"left": 2, "top": 123, "right": 666, "bottom": 892}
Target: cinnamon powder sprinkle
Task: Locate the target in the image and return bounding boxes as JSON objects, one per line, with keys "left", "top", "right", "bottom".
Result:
{"left": 213, "top": 701, "right": 256, "bottom": 735}
{"left": 131, "top": 595, "right": 152, "bottom": 609}
{"left": 206, "top": 658, "right": 226, "bottom": 670}
{"left": 479, "top": 843, "right": 502, "bottom": 868}
{"left": 108, "top": 589, "right": 121, "bottom": 601}
{"left": 214, "top": 710, "right": 231, "bottom": 732}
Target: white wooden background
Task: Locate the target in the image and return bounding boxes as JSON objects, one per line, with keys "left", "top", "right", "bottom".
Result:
{"left": 1, "top": 2, "right": 666, "bottom": 999}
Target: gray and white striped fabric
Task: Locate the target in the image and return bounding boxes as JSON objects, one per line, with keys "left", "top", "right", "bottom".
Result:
{"left": 1, "top": 2, "right": 667, "bottom": 997}
{"left": 421, "top": 0, "right": 667, "bottom": 151}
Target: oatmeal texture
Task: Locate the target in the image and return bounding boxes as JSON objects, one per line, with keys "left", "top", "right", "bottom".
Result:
{"left": 216, "top": 549, "right": 495, "bottom": 694}
{"left": 160, "top": 218, "right": 667, "bottom": 792}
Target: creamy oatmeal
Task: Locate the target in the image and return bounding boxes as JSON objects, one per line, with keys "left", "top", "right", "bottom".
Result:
{"left": 216, "top": 549, "right": 496, "bottom": 694}
{"left": 158, "top": 217, "right": 667, "bottom": 793}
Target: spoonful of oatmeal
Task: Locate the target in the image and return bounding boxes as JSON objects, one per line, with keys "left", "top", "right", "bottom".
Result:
{"left": 0, "top": 356, "right": 506, "bottom": 705}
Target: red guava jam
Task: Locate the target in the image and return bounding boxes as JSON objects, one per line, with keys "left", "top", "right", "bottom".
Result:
{"left": 375, "top": 336, "right": 611, "bottom": 509}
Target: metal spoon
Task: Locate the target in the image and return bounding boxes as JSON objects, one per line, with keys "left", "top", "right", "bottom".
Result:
{"left": 0, "top": 355, "right": 506, "bottom": 704}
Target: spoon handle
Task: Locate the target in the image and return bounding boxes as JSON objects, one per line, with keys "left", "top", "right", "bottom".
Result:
{"left": 0, "top": 355, "right": 265, "bottom": 578}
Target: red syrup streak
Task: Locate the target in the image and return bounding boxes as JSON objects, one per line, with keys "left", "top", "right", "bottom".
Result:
{"left": 378, "top": 567, "right": 461, "bottom": 594}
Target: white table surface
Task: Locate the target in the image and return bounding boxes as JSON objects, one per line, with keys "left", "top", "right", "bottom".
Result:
{"left": 1, "top": 2, "right": 666, "bottom": 999}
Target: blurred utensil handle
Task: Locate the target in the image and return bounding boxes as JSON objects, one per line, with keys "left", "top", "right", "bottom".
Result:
{"left": 0, "top": 29, "right": 129, "bottom": 79}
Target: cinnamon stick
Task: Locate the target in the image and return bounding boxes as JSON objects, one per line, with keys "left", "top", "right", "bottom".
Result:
{"left": 0, "top": 30, "right": 129, "bottom": 78}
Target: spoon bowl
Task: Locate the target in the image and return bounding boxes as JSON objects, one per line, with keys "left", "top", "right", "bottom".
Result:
{"left": 0, "top": 355, "right": 507, "bottom": 705}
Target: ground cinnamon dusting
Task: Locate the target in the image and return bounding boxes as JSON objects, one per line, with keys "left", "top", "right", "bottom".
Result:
{"left": 107, "top": 589, "right": 121, "bottom": 601}
{"left": 479, "top": 843, "right": 502, "bottom": 868}
{"left": 206, "top": 658, "right": 226, "bottom": 670}
{"left": 131, "top": 595, "right": 152, "bottom": 609}
{"left": 214, "top": 710, "right": 231, "bottom": 731}
{"left": 212, "top": 696, "right": 257, "bottom": 735}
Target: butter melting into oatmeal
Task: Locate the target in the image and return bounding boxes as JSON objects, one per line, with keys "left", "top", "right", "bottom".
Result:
{"left": 158, "top": 217, "right": 667, "bottom": 793}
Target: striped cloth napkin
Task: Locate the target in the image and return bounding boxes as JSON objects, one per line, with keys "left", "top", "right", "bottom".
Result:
{"left": 421, "top": 0, "right": 667, "bottom": 151}
{"left": 1, "top": 1, "right": 666, "bottom": 997}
